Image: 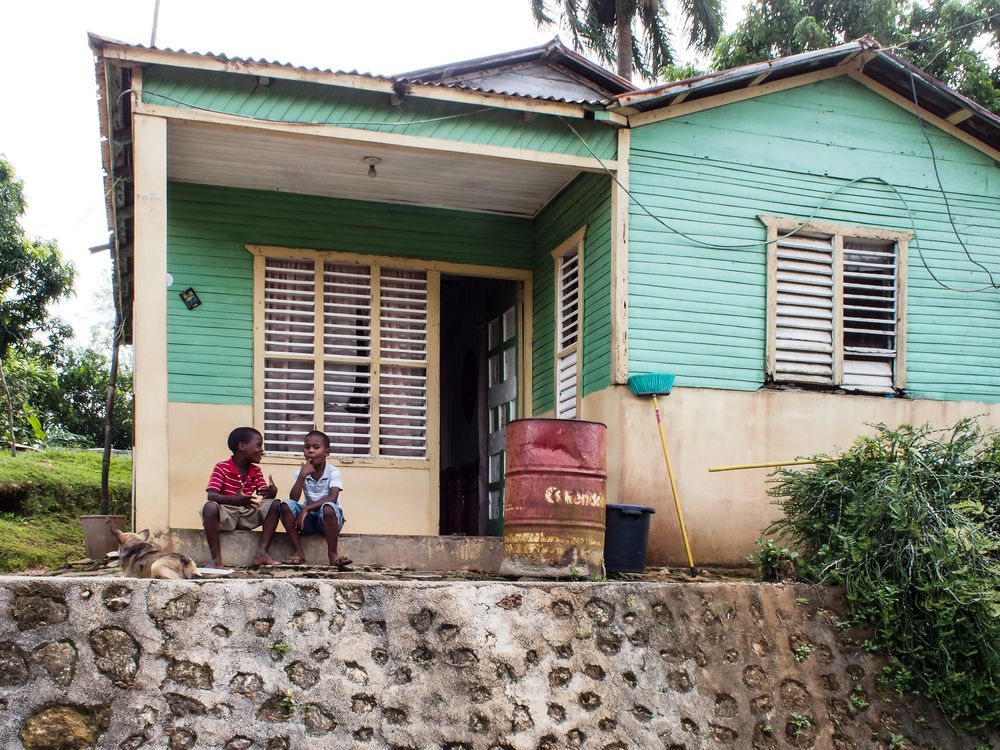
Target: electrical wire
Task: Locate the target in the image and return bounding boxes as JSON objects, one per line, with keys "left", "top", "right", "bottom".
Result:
{"left": 906, "top": 64, "right": 999, "bottom": 289}
{"left": 560, "top": 119, "right": 998, "bottom": 293}
{"left": 880, "top": 11, "right": 1000, "bottom": 53}
{"left": 142, "top": 89, "right": 492, "bottom": 128}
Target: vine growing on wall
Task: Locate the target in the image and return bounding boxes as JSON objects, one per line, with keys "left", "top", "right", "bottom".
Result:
{"left": 764, "top": 418, "right": 1000, "bottom": 731}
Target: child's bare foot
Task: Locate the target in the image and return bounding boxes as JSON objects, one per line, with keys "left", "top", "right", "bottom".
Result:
{"left": 252, "top": 551, "right": 280, "bottom": 566}
{"left": 209, "top": 558, "right": 223, "bottom": 569}
{"left": 284, "top": 554, "right": 305, "bottom": 565}
{"left": 329, "top": 555, "right": 352, "bottom": 568}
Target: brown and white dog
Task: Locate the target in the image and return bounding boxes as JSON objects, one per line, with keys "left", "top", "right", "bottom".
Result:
{"left": 111, "top": 527, "right": 199, "bottom": 580}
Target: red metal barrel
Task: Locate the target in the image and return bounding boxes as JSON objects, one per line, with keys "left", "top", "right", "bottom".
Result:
{"left": 499, "top": 418, "right": 607, "bottom": 578}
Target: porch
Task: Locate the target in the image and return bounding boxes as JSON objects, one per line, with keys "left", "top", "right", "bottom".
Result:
{"left": 131, "top": 94, "right": 622, "bottom": 545}
{"left": 166, "top": 528, "right": 502, "bottom": 572}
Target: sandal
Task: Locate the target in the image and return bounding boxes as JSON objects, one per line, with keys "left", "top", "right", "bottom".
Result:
{"left": 331, "top": 556, "right": 353, "bottom": 569}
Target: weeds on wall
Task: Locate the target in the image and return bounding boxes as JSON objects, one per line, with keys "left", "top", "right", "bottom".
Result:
{"left": 765, "top": 418, "right": 1000, "bottom": 731}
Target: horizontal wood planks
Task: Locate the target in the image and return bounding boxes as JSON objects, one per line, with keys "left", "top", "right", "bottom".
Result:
{"left": 532, "top": 174, "right": 614, "bottom": 413}
{"left": 143, "top": 66, "right": 617, "bottom": 161}
{"left": 167, "top": 182, "right": 531, "bottom": 404}
{"left": 628, "top": 76, "right": 1000, "bottom": 402}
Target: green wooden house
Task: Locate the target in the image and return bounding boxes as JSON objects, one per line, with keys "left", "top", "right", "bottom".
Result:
{"left": 92, "top": 33, "right": 1000, "bottom": 566}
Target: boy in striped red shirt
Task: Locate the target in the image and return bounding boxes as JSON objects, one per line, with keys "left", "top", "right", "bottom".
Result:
{"left": 202, "top": 426, "right": 282, "bottom": 568}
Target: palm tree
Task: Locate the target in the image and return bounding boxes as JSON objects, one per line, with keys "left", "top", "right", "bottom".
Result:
{"left": 531, "top": 0, "right": 723, "bottom": 81}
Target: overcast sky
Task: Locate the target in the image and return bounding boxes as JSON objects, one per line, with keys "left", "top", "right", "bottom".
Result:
{"left": 0, "top": 0, "right": 742, "bottom": 345}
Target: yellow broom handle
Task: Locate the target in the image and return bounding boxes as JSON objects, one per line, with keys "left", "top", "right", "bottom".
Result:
{"left": 652, "top": 395, "right": 695, "bottom": 573}
{"left": 708, "top": 458, "right": 833, "bottom": 472}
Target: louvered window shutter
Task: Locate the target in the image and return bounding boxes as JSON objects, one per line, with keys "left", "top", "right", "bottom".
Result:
{"left": 263, "top": 258, "right": 317, "bottom": 454}
{"left": 556, "top": 248, "right": 580, "bottom": 418}
{"left": 262, "top": 255, "right": 433, "bottom": 460}
{"left": 378, "top": 267, "right": 428, "bottom": 458}
{"left": 323, "top": 262, "right": 373, "bottom": 455}
{"left": 842, "top": 239, "right": 896, "bottom": 393}
{"left": 773, "top": 235, "right": 835, "bottom": 385}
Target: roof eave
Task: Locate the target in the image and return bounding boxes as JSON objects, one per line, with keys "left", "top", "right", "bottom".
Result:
{"left": 399, "top": 37, "right": 636, "bottom": 96}
{"left": 88, "top": 34, "right": 604, "bottom": 117}
{"left": 612, "top": 39, "right": 870, "bottom": 112}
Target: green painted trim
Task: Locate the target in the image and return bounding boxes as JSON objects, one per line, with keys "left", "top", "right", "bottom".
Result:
{"left": 142, "top": 65, "right": 617, "bottom": 160}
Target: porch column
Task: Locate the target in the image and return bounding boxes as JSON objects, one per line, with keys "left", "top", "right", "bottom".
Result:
{"left": 610, "top": 127, "right": 630, "bottom": 385}
{"left": 132, "top": 113, "right": 170, "bottom": 534}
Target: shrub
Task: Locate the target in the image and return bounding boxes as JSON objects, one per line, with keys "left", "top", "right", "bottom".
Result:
{"left": 766, "top": 418, "right": 1000, "bottom": 731}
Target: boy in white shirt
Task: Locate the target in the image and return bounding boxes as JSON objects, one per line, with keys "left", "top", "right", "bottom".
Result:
{"left": 279, "top": 430, "right": 352, "bottom": 567}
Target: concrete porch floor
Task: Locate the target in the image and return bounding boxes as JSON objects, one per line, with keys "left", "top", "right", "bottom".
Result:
{"left": 165, "top": 529, "right": 504, "bottom": 572}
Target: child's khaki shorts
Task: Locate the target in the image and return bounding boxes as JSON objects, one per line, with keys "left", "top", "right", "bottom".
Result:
{"left": 202, "top": 498, "right": 279, "bottom": 531}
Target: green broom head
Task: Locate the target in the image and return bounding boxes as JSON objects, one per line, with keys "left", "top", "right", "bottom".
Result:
{"left": 628, "top": 373, "right": 676, "bottom": 396}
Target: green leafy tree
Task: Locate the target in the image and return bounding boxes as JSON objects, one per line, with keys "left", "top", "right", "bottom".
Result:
{"left": 3, "top": 344, "right": 133, "bottom": 450}
{"left": 532, "top": 0, "right": 724, "bottom": 80}
{"left": 0, "top": 158, "right": 76, "bottom": 453}
{"left": 712, "top": 0, "right": 1000, "bottom": 113}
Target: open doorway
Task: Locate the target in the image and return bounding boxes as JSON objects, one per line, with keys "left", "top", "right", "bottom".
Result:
{"left": 439, "top": 275, "right": 520, "bottom": 536}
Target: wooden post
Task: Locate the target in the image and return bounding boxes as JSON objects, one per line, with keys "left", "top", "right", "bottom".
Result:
{"left": 100, "top": 320, "right": 122, "bottom": 515}
{"left": 132, "top": 113, "right": 170, "bottom": 533}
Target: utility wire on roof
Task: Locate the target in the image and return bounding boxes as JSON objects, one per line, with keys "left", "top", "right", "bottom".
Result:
{"left": 880, "top": 11, "right": 1000, "bottom": 53}
{"left": 905, "top": 66, "right": 999, "bottom": 291}
{"left": 560, "top": 118, "right": 998, "bottom": 294}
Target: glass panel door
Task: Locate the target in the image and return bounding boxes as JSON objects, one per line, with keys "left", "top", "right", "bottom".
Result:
{"left": 486, "top": 303, "right": 517, "bottom": 536}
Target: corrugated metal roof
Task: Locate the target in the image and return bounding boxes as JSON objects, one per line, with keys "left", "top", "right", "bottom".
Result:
{"left": 88, "top": 32, "right": 390, "bottom": 81}
{"left": 612, "top": 37, "right": 1000, "bottom": 154}
{"left": 398, "top": 38, "right": 636, "bottom": 104}
{"left": 88, "top": 33, "right": 625, "bottom": 105}
{"left": 614, "top": 39, "right": 873, "bottom": 110}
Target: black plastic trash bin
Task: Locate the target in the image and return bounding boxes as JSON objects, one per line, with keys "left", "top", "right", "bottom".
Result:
{"left": 604, "top": 504, "right": 656, "bottom": 574}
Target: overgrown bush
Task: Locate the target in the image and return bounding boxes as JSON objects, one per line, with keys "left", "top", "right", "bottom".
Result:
{"left": 766, "top": 418, "right": 1000, "bottom": 731}
{"left": 0, "top": 449, "right": 131, "bottom": 516}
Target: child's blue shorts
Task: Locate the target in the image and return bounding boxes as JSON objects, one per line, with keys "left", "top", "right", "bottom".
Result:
{"left": 283, "top": 500, "right": 345, "bottom": 535}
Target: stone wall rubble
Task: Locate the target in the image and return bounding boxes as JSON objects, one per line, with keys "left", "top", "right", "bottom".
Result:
{"left": 0, "top": 577, "right": 994, "bottom": 749}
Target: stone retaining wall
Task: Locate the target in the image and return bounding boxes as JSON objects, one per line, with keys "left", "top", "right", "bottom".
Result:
{"left": 0, "top": 576, "right": 993, "bottom": 749}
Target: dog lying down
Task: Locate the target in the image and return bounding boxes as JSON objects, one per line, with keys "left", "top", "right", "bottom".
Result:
{"left": 111, "top": 527, "right": 199, "bottom": 580}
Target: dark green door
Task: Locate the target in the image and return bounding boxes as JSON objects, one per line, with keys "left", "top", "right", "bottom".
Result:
{"left": 485, "top": 293, "right": 517, "bottom": 536}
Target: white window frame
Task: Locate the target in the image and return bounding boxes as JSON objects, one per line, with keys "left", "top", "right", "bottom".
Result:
{"left": 761, "top": 216, "right": 911, "bottom": 393}
{"left": 552, "top": 227, "right": 586, "bottom": 418}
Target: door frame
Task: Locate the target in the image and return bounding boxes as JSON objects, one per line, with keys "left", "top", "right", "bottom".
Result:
{"left": 248, "top": 244, "right": 531, "bottom": 535}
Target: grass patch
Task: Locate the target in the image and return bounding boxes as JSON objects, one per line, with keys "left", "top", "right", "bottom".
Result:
{"left": 0, "top": 449, "right": 132, "bottom": 573}
{"left": 0, "top": 449, "right": 131, "bottom": 516}
{"left": 0, "top": 513, "right": 88, "bottom": 573}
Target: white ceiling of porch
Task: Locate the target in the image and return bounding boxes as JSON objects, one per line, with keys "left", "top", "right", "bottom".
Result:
{"left": 166, "top": 121, "right": 582, "bottom": 217}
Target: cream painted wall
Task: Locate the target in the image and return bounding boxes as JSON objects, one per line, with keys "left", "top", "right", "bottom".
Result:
{"left": 583, "top": 385, "right": 1000, "bottom": 567}
{"left": 166, "top": 402, "right": 436, "bottom": 536}
{"left": 166, "top": 402, "right": 253, "bottom": 529}
{"left": 162, "top": 391, "right": 997, "bottom": 564}
{"left": 132, "top": 115, "right": 170, "bottom": 533}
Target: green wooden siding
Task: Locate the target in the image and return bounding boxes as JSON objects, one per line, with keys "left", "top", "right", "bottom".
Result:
{"left": 628, "top": 76, "right": 1000, "bottom": 402}
{"left": 143, "top": 66, "right": 616, "bottom": 160}
{"left": 531, "top": 174, "right": 614, "bottom": 413}
{"left": 167, "top": 182, "right": 531, "bottom": 404}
